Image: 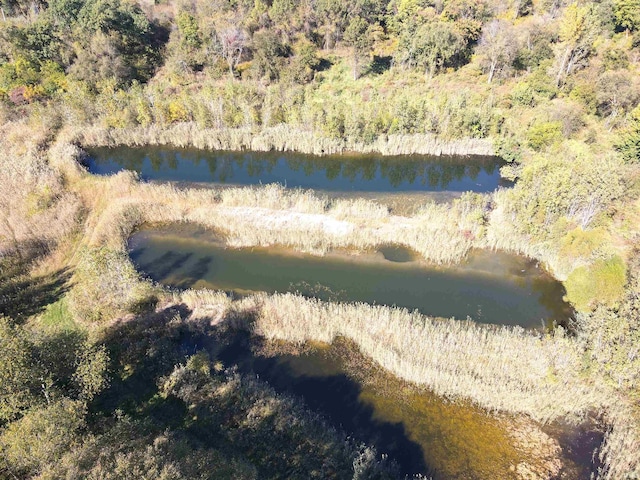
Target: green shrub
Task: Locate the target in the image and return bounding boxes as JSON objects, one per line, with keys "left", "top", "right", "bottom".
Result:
{"left": 564, "top": 255, "right": 627, "bottom": 311}
{"left": 0, "top": 399, "right": 85, "bottom": 473}
{"left": 616, "top": 106, "right": 640, "bottom": 163}
{"left": 69, "top": 247, "right": 156, "bottom": 323}
{"left": 510, "top": 82, "right": 536, "bottom": 107}
{"left": 526, "top": 121, "right": 563, "bottom": 150}
{"left": 560, "top": 227, "right": 607, "bottom": 260}
{"left": 569, "top": 82, "right": 598, "bottom": 114}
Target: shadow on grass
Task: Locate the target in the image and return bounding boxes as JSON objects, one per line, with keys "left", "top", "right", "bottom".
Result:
{"left": 92, "top": 302, "right": 428, "bottom": 477}
{"left": 0, "top": 248, "right": 72, "bottom": 323}
{"left": 368, "top": 55, "right": 392, "bottom": 76}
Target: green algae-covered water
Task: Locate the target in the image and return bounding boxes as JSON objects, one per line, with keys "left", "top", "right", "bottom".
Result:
{"left": 85, "top": 146, "right": 510, "bottom": 193}
{"left": 128, "top": 225, "right": 573, "bottom": 328}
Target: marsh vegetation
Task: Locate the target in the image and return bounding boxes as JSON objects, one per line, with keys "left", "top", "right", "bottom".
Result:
{"left": 1, "top": 0, "right": 640, "bottom": 476}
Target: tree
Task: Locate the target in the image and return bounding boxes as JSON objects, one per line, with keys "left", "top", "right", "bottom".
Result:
{"left": 314, "top": 0, "right": 349, "bottom": 49}
{"left": 250, "top": 30, "right": 289, "bottom": 82}
{"left": 441, "top": 0, "right": 490, "bottom": 43}
{"left": 176, "top": 11, "right": 202, "bottom": 51}
{"left": 343, "top": 16, "right": 373, "bottom": 80}
{"left": 477, "top": 20, "right": 518, "bottom": 83}
{"left": 286, "top": 38, "right": 320, "bottom": 84}
{"left": 0, "top": 398, "right": 85, "bottom": 474}
{"left": 613, "top": 0, "right": 640, "bottom": 32}
{"left": 555, "top": 2, "right": 600, "bottom": 87}
{"left": 595, "top": 70, "right": 640, "bottom": 122}
{"left": 0, "top": 0, "right": 46, "bottom": 19}
{"left": 404, "top": 20, "right": 466, "bottom": 76}
{"left": 68, "top": 32, "right": 131, "bottom": 88}
{"left": 0, "top": 317, "right": 43, "bottom": 423}
{"left": 511, "top": 0, "right": 533, "bottom": 19}
{"left": 218, "top": 27, "right": 248, "bottom": 77}
{"left": 74, "top": 0, "right": 162, "bottom": 83}
{"left": 45, "top": 0, "right": 83, "bottom": 25}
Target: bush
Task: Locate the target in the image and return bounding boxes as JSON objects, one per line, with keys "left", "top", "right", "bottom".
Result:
{"left": 560, "top": 227, "right": 607, "bottom": 260}
{"left": 616, "top": 106, "right": 640, "bottom": 163}
{"left": 69, "top": 247, "right": 156, "bottom": 323}
{"left": 510, "top": 82, "right": 536, "bottom": 107}
{"left": 526, "top": 121, "right": 562, "bottom": 150}
{"left": 0, "top": 399, "right": 85, "bottom": 474}
{"left": 564, "top": 255, "right": 627, "bottom": 311}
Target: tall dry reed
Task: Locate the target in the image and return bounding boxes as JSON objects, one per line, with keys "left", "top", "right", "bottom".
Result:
{"left": 67, "top": 123, "right": 494, "bottom": 157}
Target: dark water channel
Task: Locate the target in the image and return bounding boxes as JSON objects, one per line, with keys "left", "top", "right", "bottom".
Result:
{"left": 129, "top": 225, "right": 574, "bottom": 328}
{"left": 216, "top": 334, "right": 600, "bottom": 479}
{"left": 85, "top": 145, "right": 510, "bottom": 193}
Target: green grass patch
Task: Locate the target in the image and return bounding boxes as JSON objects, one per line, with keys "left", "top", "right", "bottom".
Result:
{"left": 38, "top": 297, "right": 78, "bottom": 331}
{"left": 560, "top": 227, "right": 608, "bottom": 260}
{"left": 564, "top": 255, "right": 627, "bottom": 312}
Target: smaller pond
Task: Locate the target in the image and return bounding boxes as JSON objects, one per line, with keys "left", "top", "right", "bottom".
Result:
{"left": 85, "top": 145, "right": 510, "bottom": 193}
{"left": 217, "top": 334, "right": 600, "bottom": 479}
{"left": 128, "top": 225, "right": 574, "bottom": 328}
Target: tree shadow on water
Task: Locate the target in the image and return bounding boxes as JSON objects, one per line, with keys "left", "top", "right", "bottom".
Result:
{"left": 138, "top": 251, "right": 194, "bottom": 281}
{"left": 218, "top": 331, "right": 430, "bottom": 477}
{"left": 93, "top": 303, "right": 429, "bottom": 477}
{"left": 174, "top": 256, "right": 213, "bottom": 289}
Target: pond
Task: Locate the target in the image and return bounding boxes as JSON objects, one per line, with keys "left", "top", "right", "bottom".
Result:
{"left": 129, "top": 225, "right": 574, "bottom": 328}
{"left": 217, "top": 334, "right": 600, "bottom": 479}
{"left": 85, "top": 145, "right": 510, "bottom": 193}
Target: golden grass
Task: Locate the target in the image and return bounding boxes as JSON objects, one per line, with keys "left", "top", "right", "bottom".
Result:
{"left": 250, "top": 293, "right": 604, "bottom": 422}
{"left": 64, "top": 122, "right": 494, "bottom": 157}
{"left": 0, "top": 124, "right": 82, "bottom": 257}
{"left": 71, "top": 163, "right": 485, "bottom": 263}
{"left": 168, "top": 288, "right": 639, "bottom": 479}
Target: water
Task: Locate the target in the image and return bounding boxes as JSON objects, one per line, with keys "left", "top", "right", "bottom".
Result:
{"left": 85, "top": 146, "right": 509, "bottom": 193}
{"left": 217, "top": 335, "right": 600, "bottom": 479}
{"left": 128, "top": 225, "right": 574, "bottom": 328}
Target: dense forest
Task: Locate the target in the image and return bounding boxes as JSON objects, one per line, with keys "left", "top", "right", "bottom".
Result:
{"left": 1, "top": 0, "right": 640, "bottom": 477}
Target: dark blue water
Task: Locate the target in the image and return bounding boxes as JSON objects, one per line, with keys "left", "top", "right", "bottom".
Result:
{"left": 85, "top": 146, "right": 509, "bottom": 192}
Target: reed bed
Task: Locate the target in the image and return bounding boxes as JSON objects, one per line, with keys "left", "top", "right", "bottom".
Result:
{"left": 78, "top": 168, "right": 485, "bottom": 264}
{"left": 69, "top": 122, "right": 494, "bottom": 157}
{"left": 596, "top": 403, "right": 640, "bottom": 480}
{"left": 250, "top": 293, "right": 608, "bottom": 423}
{"left": 0, "top": 126, "right": 82, "bottom": 256}
{"left": 176, "top": 289, "right": 638, "bottom": 480}
{"left": 55, "top": 140, "right": 638, "bottom": 478}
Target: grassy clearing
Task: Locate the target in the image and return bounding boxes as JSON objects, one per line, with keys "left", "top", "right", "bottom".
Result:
{"left": 37, "top": 297, "right": 77, "bottom": 332}
{"left": 564, "top": 256, "right": 627, "bottom": 311}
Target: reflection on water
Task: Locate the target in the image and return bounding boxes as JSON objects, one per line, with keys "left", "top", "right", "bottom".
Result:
{"left": 128, "top": 225, "right": 574, "bottom": 328}
{"left": 85, "top": 145, "right": 510, "bottom": 193}
{"left": 218, "top": 334, "right": 599, "bottom": 479}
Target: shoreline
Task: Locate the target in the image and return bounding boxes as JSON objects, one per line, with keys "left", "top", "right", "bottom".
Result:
{"left": 66, "top": 122, "right": 495, "bottom": 158}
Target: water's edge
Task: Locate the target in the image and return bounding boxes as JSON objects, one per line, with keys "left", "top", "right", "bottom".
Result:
{"left": 73, "top": 123, "right": 495, "bottom": 157}
{"left": 128, "top": 224, "right": 574, "bottom": 328}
